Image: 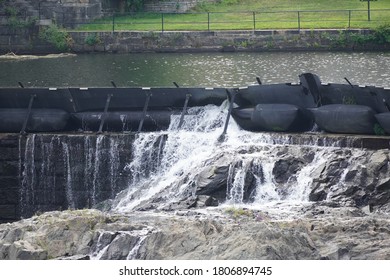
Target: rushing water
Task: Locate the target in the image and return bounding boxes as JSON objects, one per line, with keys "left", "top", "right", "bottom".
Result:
{"left": 111, "top": 101, "right": 362, "bottom": 213}
{"left": 0, "top": 52, "right": 389, "bottom": 87}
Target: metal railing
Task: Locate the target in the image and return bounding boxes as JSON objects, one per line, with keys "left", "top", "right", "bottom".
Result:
{"left": 1, "top": 8, "right": 389, "bottom": 31}
{"left": 62, "top": 9, "right": 390, "bottom": 32}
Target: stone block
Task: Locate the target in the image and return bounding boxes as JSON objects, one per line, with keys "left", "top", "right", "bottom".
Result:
{"left": 0, "top": 147, "right": 19, "bottom": 161}
{"left": 0, "top": 205, "right": 17, "bottom": 220}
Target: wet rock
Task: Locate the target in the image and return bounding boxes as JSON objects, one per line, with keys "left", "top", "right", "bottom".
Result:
{"left": 99, "top": 233, "right": 139, "bottom": 260}
{"left": 367, "top": 150, "right": 389, "bottom": 175}
{"left": 309, "top": 183, "right": 328, "bottom": 201}
{"left": 369, "top": 177, "right": 390, "bottom": 210}
{"left": 272, "top": 158, "right": 303, "bottom": 184}
{"left": 196, "top": 195, "right": 218, "bottom": 207}
{"left": 161, "top": 197, "right": 198, "bottom": 211}
{"left": 195, "top": 165, "right": 229, "bottom": 197}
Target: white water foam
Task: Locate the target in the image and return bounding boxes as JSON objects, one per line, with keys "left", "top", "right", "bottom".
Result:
{"left": 113, "top": 101, "right": 352, "bottom": 213}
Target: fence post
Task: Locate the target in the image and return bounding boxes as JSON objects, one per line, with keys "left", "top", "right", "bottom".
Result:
{"left": 348, "top": 10, "right": 351, "bottom": 28}
{"left": 208, "top": 12, "right": 210, "bottom": 31}
{"left": 297, "top": 11, "right": 301, "bottom": 30}
{"left": 161, "top": 13, "right": 164, "bottom": 32}
{"left": 253, "top": 12, "right": 256, "bottom": 30}
{"left": 112, "top": 13, "right": 115, "bottom": 33}
{"left": 38, "top": 1, "right": 41, "bottom": 20}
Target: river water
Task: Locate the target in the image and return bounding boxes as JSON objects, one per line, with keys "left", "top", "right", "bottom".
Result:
{"left": 0, "top": 51, "right": 389, "bottom": 88}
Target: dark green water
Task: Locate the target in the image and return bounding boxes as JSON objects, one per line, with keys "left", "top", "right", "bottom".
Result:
{"left": 0, "top": 52, "right": 389, "bottom": 87}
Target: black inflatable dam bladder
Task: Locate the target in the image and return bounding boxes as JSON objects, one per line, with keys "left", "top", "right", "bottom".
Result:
{"left": 310, "top": 104, "right": 377, "bottom": 134}
{"left": 232, "top": 104, "right": 313, "bottom": 132}
{"left": 233, "top": 83, "right": 317, "bottom": 109}
{"left": 0, "top": 108, "right": 70, "bottom": 132}
{"left": 72, "top": 110, "right": 176, "bottom": 132}
{"left": 375, "top": 112, "right": 390, "bottom": 134}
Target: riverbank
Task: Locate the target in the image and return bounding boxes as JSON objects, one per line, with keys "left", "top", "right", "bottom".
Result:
{"left": 2, "top": 28, "right": 390, "bottom": 55}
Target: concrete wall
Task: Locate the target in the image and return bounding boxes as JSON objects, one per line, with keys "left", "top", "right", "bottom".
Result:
{"left": 0, "top": 133, "right": 135, "bottom": 223}
{"left": 69, "top": 29, "right": 388, "bottom": 54}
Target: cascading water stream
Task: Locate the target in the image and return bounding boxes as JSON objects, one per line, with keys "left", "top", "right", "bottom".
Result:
{"left": 16, "top": 101, "right": 375, "bottom": 220}
{"left": 114, "top": 103, "right": 231, "bottom": 212}
{"left": 113, "top": 101, "right": 350, "bottom": 213}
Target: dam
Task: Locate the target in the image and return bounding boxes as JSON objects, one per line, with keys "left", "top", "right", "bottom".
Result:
{"left": 1, "top": 52, "right": 389, "bottom": 224}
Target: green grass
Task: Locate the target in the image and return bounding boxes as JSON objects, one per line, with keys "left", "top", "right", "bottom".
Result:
{"left": 75, "top": 0, "right": 390, "bottom": 31}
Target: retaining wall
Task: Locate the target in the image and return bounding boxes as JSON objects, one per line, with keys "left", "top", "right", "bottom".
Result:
{"left": 69, "top": 29, "right": 381, "bottom": 53}
{"left": 0, "top": 133, "right": 135, "bottom": 223}
{"left": 1, "top": 28, "right": 389, "bottom": 54}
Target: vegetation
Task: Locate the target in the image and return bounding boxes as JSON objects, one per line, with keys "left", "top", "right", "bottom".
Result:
{"left": 1, "top": 3, "right": 37, "bottom": 31}
{"left": 77, "top": 0, "right": 390, "bottom": 31}
{"left": 85, "top": 33, "right": 102, "bottom": 46}
{"left": 225, "top": 207, "right": 254, "bottom": 219}
{"left": 374, "top": 123, "right": 386, "bottom": 136}
{"left": 39, "top": 25, "right": 73, "bottom": 52}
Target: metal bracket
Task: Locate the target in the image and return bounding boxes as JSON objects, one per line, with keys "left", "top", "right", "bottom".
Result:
{"left": 98, "top": 93, "right": 113, "bottom": 134}
{"left": 177, "top": 93, "right": 191, "bottom": 129}
{"left": 218, "top": 88, "right": 238, "bottom": 142}
{"left": 137, "top": 91, "right": 152, "bottom": 133}
{"left": 20, "top": 94, "right": 36, "bottom": 135}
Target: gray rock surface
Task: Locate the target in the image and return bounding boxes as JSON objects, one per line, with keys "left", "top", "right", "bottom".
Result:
{"left": 1, "top": 207, "right": 390, "bottom": 260}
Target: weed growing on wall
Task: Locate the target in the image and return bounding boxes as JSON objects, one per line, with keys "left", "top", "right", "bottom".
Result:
{"left": 39, "top": 25, "right": 73, "bottom": 52}
{"left": 85, "top": 33, "right": 102, "bottom": 46}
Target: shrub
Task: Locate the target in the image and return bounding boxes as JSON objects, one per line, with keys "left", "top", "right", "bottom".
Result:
{"left": 39, "top": 24, "right": 73, "bottom": 52}
{"left": 372, "top": 24, "right": 390, "bottom": 44}
{"left": 85, "top": 33, "right": 101, "bottom": 46}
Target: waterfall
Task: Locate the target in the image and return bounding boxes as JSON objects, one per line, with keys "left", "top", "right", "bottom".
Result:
{"left": 92, "top": 135, "right": 105, "bottom": 206}
{"left": 18, "top": 134, "right": 132, "bottom": 218}
{"left": 114, "top": 101, "right": 369, "bottom": 213}
{"left": 114, "top": 103, "right": 230, "bottom": 212}
{"left": 20, "top": 134, "right": 36, "bottom": 218}
{"left": 62, "top": 141, "right": 75, "bottom": 209}
{"left": 16, "top": 103, "right": 378, "bottom": 219}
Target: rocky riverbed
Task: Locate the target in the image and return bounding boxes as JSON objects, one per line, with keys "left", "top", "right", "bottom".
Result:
{"left": 0, "top": 202, "right": 390, "bottom": 260}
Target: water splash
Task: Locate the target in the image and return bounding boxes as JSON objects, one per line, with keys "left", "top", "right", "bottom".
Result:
{"left": 114, "top": 104, "right": 229, "bottom": 212}
{"left": 114, "top": 100, "right": 369, "bottom": 213}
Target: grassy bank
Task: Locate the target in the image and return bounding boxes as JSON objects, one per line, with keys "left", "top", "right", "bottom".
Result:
{"left": 76, "top": 0, "right": 390, "bottom": 31}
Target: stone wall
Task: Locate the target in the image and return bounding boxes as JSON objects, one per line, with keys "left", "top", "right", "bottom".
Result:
{"left": 0, "top": 135, "right": 19, "bottom": 223}
{"left": 144, "top": 0, "right": 216, "bottom": 13}
{"left": 36, "top": 0, "right": 103, "bottom": 27}
{"left": 69, "top": 29, "right": 387, "bottom": 54}
{"left": 0, "top": 133, "right": 134, "bottom": 223}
